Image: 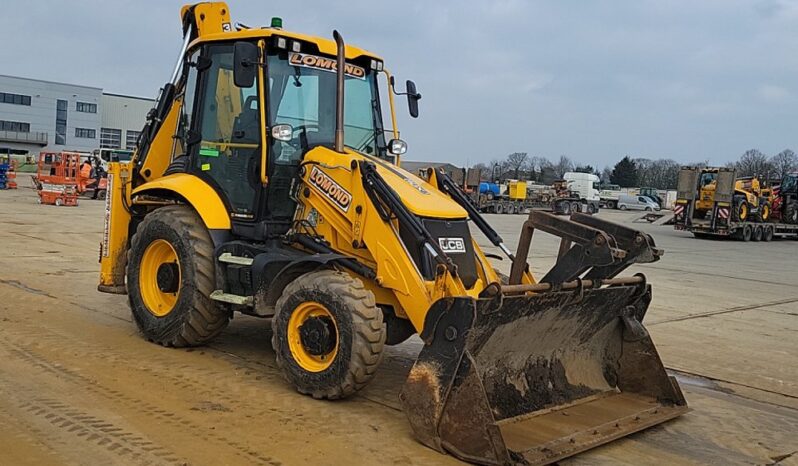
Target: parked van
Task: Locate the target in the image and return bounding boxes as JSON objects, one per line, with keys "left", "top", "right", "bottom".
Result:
{"left": 618, "top": 194, "right": 660, "bottom": 211}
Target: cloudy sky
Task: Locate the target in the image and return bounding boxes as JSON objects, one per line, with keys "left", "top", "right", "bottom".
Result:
{"left": 2, "top": 0, "right": 797, "bottom": 169}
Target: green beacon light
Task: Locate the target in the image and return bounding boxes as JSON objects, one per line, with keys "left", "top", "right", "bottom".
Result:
{"left": 271, "top": 17, "right": 283, "bottom": 29}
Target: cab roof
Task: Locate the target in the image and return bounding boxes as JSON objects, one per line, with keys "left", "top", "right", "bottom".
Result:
{"left": 182, "top": 2, "right": 381, "bottom": 61}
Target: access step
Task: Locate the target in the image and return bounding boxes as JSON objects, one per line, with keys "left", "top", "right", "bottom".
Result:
{"left": 217, "top": 252, "right": 254, "bottom": 266}
{"left": 210, "top": 290, "right": 253, "bottom": 306}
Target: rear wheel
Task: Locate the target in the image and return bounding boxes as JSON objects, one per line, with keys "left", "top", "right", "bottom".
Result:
{"left": 272, "top": 270, "right": 386, "bottom": 399}
{"left": 763, "top": 226, "right": 774, "bottom": 242}
{"left": 785, "top": 201, "right": 798, "bottom": 224}
{"left": 607, "top": 200, "right": 617, "bottom": 210}
{"left": 560, "top": 201, "right": 571, "bottom": 215}
{"left": 127, "top": 205, "right": 230, "bottom": 346}
{"left": 741, "top": 224, "right": 752, "bottom": 242}
{"left": 752, "top": 225, "right": 763, "bottom": 242}
{"left": 619, "top": 204, "right": 628, "bottom": 211}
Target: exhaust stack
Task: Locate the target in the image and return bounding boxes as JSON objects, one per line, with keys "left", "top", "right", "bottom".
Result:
{"left": 333, "top": 30, "right": 345, "bottom": 153}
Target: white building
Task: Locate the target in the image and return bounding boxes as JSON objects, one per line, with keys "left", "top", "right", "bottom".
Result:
{"left": 100, "top": 93, "right": 154, "bottom": 151}
{"left": 0, "top": 74, "right": 153, "bottom": 157}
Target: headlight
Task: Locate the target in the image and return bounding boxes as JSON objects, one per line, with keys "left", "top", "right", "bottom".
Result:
{"left": 389, "top": 139, "right": 407, "bottom": 155}
{"left": 271, "top": 124, "right": 293, "bottom": 141}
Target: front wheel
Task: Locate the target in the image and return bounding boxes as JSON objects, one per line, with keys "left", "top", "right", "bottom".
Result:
{"left": 272, "top": 270, "right": 386, "bottom": 399}
{"left": 127, "top": 205, "right": 230, "bottom": 347}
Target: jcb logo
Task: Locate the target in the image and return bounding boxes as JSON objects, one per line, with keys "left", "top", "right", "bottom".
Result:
{"left": 439, "top": 237, "right": 466, "bottom": 254}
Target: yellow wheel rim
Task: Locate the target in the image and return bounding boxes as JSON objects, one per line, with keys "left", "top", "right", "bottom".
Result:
{"left": 762, "top": 204, "right": 770, "bottom": 220}
{"left": 139, "top": 239, "right": 181, "bottom": 317}
{"left": 740, "top": 203, "right": 748, "bottom": 220}
{"left": 287, "top": 302, "right": 339, "bottom": 372}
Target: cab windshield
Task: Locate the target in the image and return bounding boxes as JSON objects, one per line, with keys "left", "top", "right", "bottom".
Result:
{"left": 266, "top": 50, "right": 387, "bottom": 163}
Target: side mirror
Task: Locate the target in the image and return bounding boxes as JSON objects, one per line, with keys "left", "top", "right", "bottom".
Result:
{"left": 406, "top": 80, "right": 421, "bottom": 118}
{"left": 233, "top": 41, "right": 258, "bottom": 88}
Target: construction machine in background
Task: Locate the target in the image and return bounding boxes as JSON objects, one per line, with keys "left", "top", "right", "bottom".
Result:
{"left": 0, "top": 156, "right": 17, "bottom": 189}
{"left": 97, "top": 3, "right": 687, "bottom": 464}
{"left": 33, "top": 151, "right": 81, "bottom": 206}
{"left": 770, "top": 172, "right": 798, "bottom": 224}
{"left": 674, "top": 166, "right": 798, "bottom": 241}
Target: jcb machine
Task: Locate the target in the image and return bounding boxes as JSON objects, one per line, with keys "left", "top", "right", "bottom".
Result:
{"left": 99, "top": 4, "right": 686, "bottom": 464}
{"left": 674, "top": 167, "right": 798, "bottom": 241}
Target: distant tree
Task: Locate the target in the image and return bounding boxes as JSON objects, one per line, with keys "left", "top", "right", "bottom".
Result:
{"left": 552, "top": 155, "right": 574, "bottom": 178}
{"left": 527, "top": 156, "right": 549, "bottom": 182}
{"left": 634, "top": 158, "right": 653, "bottom": 187}
{"left": 471, "top": 162, "right": 490, "bottom": 181}
{"left": 770, "top": 149, "right": 797, "bottom": 181}
{"left": 600, "top": 166, "right": 613, "bottom": 184}
{"left": 574, "top": 164, "right": 595, "bottom": 174}
{"left": 735, "top": 149, "right": 773, "bottom": 179}
{"left": 505, "top": 152, "right": 528, "bottom": 180}
{"left": 610, "top": 156, "right": 638, "bottom": 187}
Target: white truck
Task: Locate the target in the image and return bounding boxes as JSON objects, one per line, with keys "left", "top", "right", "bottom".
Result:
{"left": 562, "top": 172, "right": 601, "bottom": 213}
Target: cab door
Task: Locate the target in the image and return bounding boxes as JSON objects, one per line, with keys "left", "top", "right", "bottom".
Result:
{"left": 191, "top": 43, "right": 264, "bottom": 220}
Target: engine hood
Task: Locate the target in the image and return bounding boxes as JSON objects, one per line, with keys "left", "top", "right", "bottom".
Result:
{"left": 365, "top": 155, "right": 468, "bottom": 219}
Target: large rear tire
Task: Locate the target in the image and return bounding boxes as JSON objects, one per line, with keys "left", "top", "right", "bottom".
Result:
{"left": 127, "top": 205, "right": 230, "bottom": 347}
{"left": 785, "top": 201, "right": 798, "bottom": 224}
{"left": 272, "top": 270, "right": 386, "bottom": 399}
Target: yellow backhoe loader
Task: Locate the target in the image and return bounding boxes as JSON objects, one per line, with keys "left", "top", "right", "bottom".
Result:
{"left": 98, "top": 4, "right": 687, "bottom": 464}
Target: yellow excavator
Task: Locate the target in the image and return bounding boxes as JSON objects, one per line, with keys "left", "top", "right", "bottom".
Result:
{"left": 98, "top": 3, "right": 686, "bottom": 464}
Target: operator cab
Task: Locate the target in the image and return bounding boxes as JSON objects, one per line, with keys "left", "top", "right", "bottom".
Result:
{"left": 166, "top": 34, "right": 414, "bottom": 238}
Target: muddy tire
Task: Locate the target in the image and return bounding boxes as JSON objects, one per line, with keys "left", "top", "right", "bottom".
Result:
{"left": 272, "top": 270, "right": 386, "bottom": 399}
{"left": 127, "top": 205, "right": 230, "bottom": 347}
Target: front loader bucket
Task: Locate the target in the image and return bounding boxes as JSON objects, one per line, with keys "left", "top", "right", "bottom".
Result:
{"left": 400, "top": 283, "right": 687, "bottom": 465}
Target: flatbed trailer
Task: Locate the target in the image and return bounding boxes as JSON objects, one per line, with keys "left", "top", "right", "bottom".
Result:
{"left": 675, "top": 218, "right": 798, "bottom": 241}
{"left": 674, "top": 166, "right": 798, "bottom": 241}
{"left": 471, "top": 194, "right": 591, "bottom": 215}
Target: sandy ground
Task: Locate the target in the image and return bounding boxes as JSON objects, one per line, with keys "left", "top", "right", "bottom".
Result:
{"left": 1, "top": 181, "right": 797, "bottom": 465}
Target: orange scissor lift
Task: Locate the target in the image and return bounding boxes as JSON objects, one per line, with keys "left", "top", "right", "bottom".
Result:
{"left": 34, "top": 151, "right": 81, "bottom": 206}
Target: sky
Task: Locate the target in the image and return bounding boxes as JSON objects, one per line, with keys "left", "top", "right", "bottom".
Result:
{"left": 2, "top": 0, "right": 797, "bottom": 169}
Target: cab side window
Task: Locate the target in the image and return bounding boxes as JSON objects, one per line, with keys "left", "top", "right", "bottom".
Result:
{"left": 193, "top": 44, "right": 261, "bottom": 217}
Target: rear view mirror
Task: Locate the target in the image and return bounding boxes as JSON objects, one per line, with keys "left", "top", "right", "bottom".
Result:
{"left": 406, "top": 80, "right": 421, "bottom": 118}
{"left": 233, "top": 41, "right": 258, "bottom": 88}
